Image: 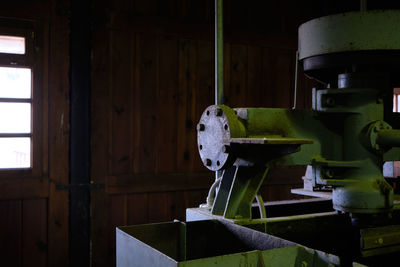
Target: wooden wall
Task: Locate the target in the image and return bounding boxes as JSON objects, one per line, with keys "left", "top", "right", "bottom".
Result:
{"left": 0, "top": 1, "right": 360, "bottom": 266}
{"left": 0, "top": 0, "right": 70, "bottom": 266}
{"left": 91, "top": 1, "right": 318, "bottom": 266}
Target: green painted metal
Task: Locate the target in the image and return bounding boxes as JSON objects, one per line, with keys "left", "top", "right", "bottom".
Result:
{"left": 298, "top": 10, "right": 400, "bottom": 60}
{"left": 214, "top": 0, "right": 224, "bottom": 184}
{"left": 222, "top": 166, "right": 268, "bottom": 219}
{"left": 199, "top": 81, "right": 400, "bottom": 216}
{"left": 215, "top": 0, "right": 224, "bottom": 106}
{"left": 117, "top": 220, "right": 347, "bottom": 267}
{"left": 377, "top": 129, "right": 400, "bottom": 148}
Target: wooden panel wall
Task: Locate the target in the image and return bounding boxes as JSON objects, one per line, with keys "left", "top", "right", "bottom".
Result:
{"left": 0, "top": 0, "right": 70, "bottom": 266}
{"left": 91, "top": 1, "right": 317, "bottom": 266}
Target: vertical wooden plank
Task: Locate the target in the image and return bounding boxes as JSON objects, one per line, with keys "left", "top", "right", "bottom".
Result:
{"left": 48, "top": 0, "right": 70, "bottom": 266}
{"left": 184, "top": 189, "right": 208, "bottom": 210}
{"left": 261, "top": 47, "right": 293, "bottom": 108}
{"left": 196, "top": 40, "right": 214, "bottom": 116}
{"left": 176, "top": 39, "right": 197, "bottom": 172}
{"left": 91, "top": 190, "right": 108, "bottom": 267}
{"left": 134, "top": 0, "right": 159, "bottom": 16}
{"left": 272, "top": 48, "right": 293, "bottom": 108}
{"left": 133, "top": 32, "right": 142, "bottom": 174}
{"left": 111, "top": 0, "right": 133, "bottom": 13}
{"left": 22, "top": 199, "right": 47, "bottom": 267}
{"left": 127, "top": 193, "right": 149, "bottom": 225}
{"left": 228, "top": 44, "right": 247, "bottom": 106}
{"left": 169, "top": 191, "right": 186, "bottom": 221}
{"left": 159, "top": 0, "right": 177, "bottom": 18}
{"left": 109, "top": 29, "right": 132, "bottom": 175}
{"left": 0, "top": 200, "right": 22, "bottom": 267}
{"left": 135, "top": 33, "right": 158, "bottom": 173}
{"left": 260, "top": 47, "right": 272, "bottom": 107}
{"left": 108, "top": 195, "right": 127, "bottom": 266}
{"left": 40, "top": 18, "right": 50, "bottom": 179}
{"left": 247, "top": 45, "right": 262, "bottom": 107}
{"left": 148, "top": 192, "right": 171, "bottom": 223}
{"left": 156, "top": 35, "right": 178, "bottom": 173}
{"left": 193, "top": 40, "right": 214, "bottom": 172}
{"left": 223, "top": 43, "right": 231, "bottom": 105}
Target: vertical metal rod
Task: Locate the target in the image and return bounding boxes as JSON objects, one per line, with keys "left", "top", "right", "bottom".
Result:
{"left": 215, "top": 0, "right": 224, "bottom": 105}
{"left": 360, "top": 0, "right": 367, "bottom": 11}
{"left": 292, "top": 51, "right": 299, "bottom": 109}
{"left": 215, "top": 0, "right": 224, "bottom": 181}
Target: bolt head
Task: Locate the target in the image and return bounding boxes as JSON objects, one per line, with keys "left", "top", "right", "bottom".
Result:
{"left": 197, "top": 123, "right": 205, "bottom": 131}
{"left": 215, "top": 108, "right": 223, "bottom": 116}
{"left": 325, "top": 97, "right": 335, "bottom": 106}
{"left": 204, "top": 158, "right": 212, "bottom": 166}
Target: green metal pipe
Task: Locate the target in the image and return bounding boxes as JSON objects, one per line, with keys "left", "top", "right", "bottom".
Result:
{"left": 215, "top": 0, "right": 224, "bottom": 105}
{"left": 377, "top": 129, "right": 400, "bottom": 147}
{"left": 215, "top": 0, "right": 224, "bottom": 181}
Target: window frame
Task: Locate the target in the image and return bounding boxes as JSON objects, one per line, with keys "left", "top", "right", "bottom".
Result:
{"left": 0, "top": 22, "right": 42, "bottom": 178}
{"left": 394, "top": 88, "right": 400, "bottom": 113}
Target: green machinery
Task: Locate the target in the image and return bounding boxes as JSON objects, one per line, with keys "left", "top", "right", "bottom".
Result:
{"left": 117, "top": 9, "right": 400, "bottom": 267}
{"left": 197, "top": 10, "right": 400, "bottom": 221}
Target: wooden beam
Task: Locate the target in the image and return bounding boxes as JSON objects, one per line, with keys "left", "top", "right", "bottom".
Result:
{"left": 48, "top": 0, "right": 70, "bottom": 266}
{"left": 0, "top": 177, "right": 48, "bottom": 200}
{"left": 106, "top": 166, "right": 305, "bottom": 194}
{"left": 106, "top": 172, "right": 214, "bottom": 194}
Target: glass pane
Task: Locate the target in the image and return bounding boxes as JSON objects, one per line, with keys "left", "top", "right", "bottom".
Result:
{"left": 398, "top": 95, "right": 400, "bottom": 112}
{"left": 0, "top": 67, "right": 31, "bottom": 98}
{"left": 0, "top": 103, "right": 31, "bottom": 133}
{"left": 0, "top": 137, "right": 30, "bottom": 168}
{"left": 0, "top": 35, "right": 25, "bottom": 54}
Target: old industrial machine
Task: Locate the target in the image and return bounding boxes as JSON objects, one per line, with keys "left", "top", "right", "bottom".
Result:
{"left": 117, "top": 6, "right": 400, "bottom": 267}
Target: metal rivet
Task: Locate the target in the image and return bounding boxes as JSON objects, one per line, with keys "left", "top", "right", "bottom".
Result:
{"left": 224, "top": 124, "right": 228, "bottom": 130}
{"left": 325, "top": 169, "right": 334, "bottom": 178}
{"left": 197, "top": 123, "right": 205, "bottom": 131}
{"left": 199, "top": 145, "right": 203, "bottom": 150}
{"left": 325, "top": 97, "right": 335, "bottom": 106}
{"left": 217, "top": 161, "right": 220, "bottom": 166}
{"left": 204, "top": 159, "right": 212, "bottom": 166}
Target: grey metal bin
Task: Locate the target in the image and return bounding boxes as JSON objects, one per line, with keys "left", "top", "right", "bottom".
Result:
{"left": 116, "top": 219, "right": 342, "bottom": 267}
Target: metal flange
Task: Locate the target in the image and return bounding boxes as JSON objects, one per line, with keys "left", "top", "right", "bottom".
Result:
{"left": 197, "top": 105, "right": 245, "bottom": 171}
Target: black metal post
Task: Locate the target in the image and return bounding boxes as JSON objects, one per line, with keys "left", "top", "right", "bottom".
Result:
{"left": 69, "top": 0, "right": 91, "bottom": 266}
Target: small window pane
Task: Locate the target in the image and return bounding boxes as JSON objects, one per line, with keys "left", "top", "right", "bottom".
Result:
{"left": 0, "top": 103, "right": 31, "bottom": 133}
{"left": 0, "top": 137, "right": 30, "bottom": 168}
{"left": 0, "top": 67, "right": 31, "bottom": 98}
{"left": 398, "top": 95, "right": 400, "bottom": 112}
{"left": 0, "top": 35, "right": 25, "bottom": 54}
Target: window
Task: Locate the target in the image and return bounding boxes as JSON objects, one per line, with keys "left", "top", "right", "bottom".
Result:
{"left": 394, "top": 88, "right": 400, "bottom": 113}
{"left": 0, "top": 30, "right": 35, "bottom": 170}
